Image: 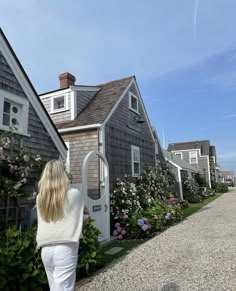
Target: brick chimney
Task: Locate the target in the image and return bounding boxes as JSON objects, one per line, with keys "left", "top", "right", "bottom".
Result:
{"left": 59, "top": 72, "right": 76, "bottom": 89}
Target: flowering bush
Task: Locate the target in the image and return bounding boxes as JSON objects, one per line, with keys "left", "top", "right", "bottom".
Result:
{"left": 0, "top": 133, "right": 44, "bottom": 197}
{"left": 125, "top": 201, "right": 184, "bottom": 239}
{"left": 183, "top": 176, "right": 198, "bottom": 194}
{"left": 110, "top": 179, "right": 142, "bottom": 221}
{"left": 137, "top": 164, "right": 176, "bottom": 202}
{"left": 112, "top": 222, "right": 127, "bottom": 240}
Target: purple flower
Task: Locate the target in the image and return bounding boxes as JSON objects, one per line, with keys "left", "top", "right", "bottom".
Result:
{"left": 138, "top": 218, "right": 144, "bottom": 226}
{"left": 165, "top": 213, "right": 171, "bottom": 220}
{"left": 114, "top": 222, "right": 120, "bottom": 228}
{"left": 141, "top": 224, "right": 149, "bottom": 231}
{"left": 117, "top": 234, "right": 123, "bottom": 240}
{"left": 121, "top": 229, "right": 126, "bottom": 235}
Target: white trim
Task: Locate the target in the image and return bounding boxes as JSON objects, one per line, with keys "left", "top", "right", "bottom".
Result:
{"left": 204, "top": 155, "right": 211, "bottom": 188}
{"left": 171, "top": 149, "right": 201, "bottom": 154}
{"left": 131, "top": 145, "right": 140, "bottom": 177}
{"left": 39, "top": 88, "right": 71, "bottom": 100}
{"left": 101, "top": 78, "right": 156, "bottom": 145}
{"left": 129, "top": 92, "right": 139, "bottom": 114}
{"left": 70, "top": 86, "right": 101, "bottom": 92}
{"left": 70, "top": 90, "right": 77, "bottom": 120}
{"left": 0, "top": 32, "right": 67, "bottom": 159}
{"left": 50, "top": 94, "right": 68, "bottom": 113}
{"left": 102, "top": 78, "right": 133, "bottom": 127}
{"left": 65, "top": 141, "right": 70, "bottom": 173}
{"left": 0, "top": 89, "right": 29, "bottom": 135}
{"left": 131, "top": 79, "right": 156, "bottom": 144}
{"left": 189, "top": 151, "right": 198, "bottom": 164}
{"left": 166, "top": 159, "right": 183, "bottom": 201}
{"left": 58, "top": 124, "right": 101, "bottom": 133}
{"left": 174, "top": 152, "right": 183, "bottom": 159}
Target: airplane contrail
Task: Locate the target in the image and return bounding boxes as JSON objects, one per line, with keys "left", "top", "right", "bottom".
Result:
{"left": 193, "top": 0, "right": 199, "bottom": 39}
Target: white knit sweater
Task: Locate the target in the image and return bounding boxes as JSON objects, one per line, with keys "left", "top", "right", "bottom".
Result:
{"left": 36, "top": 188, "right": 84, "bottom": 249}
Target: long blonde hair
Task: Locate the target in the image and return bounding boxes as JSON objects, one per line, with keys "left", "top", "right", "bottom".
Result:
{"left": 37, "top": 160, "right": 69, "bottom": 222}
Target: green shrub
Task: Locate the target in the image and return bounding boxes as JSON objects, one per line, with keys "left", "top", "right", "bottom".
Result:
{"left": 0, "top": 226, "right": 47, "bottom": 291}
{"left": 184, "top": 191, "right": 201, "bottom": 203}
{"left": 0, "top": 218, "right": 102, "bottom": 289}
{"left": 215, "top": 182, "right": 228, "bottom": 193}
{"left": 77, "top": 217, "right": 102, "bottom": 278}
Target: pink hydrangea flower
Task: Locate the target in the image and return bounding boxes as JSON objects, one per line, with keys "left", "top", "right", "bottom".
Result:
{"left": 112, "top": 230, "right": 118, "bottom": 236}
{"left": 121, "top": 229, "right": 126, "bottom": 235}
{"left": 116, "top": 226, "right": 122, "bottom": 233}
{"left": 117, "top": 235, "right": 123, "bottom": 240}
{"left": 114, "top": 222, "right": 120, "bottom": 228}
{"left": 123, "top": 214, "right": 128, "bottom": 219}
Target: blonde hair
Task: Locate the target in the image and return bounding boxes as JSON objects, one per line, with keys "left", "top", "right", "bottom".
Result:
{"left": 37, "top": 160, "right": 69, "bottom": 222}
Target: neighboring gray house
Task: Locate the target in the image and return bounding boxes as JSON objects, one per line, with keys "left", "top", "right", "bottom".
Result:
{"left": 168, "top": 140, "right": 217, "bottom": 188}
{"left": 40, "top": 72, "right": 158, "bottom": 197}
{"left": 163, "top": 150, "right": 199, "bottom": 200}
{"left": 0, "top": 28, "right": 67, "bottom": 228}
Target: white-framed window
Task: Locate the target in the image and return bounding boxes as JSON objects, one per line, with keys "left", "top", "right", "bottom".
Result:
{"left": 51, "top": 94, "right": 68, "bottom": 113}
{"left": 174, "top": 152, "right": 182, "bottom": 159}
{"left": 129, "top": 92, "right": 139, "bottom": 113}
{"left": 189, "top": 151, "right": 198, "bottom": 164}
{"left": 65, "top": 141, "right": 70, "bottom": 173}
{"left": 131, "top": 145, "right": 140, "bottom": 176}
{"left": 0, "top": 90, "right": 29, "bottom": 135}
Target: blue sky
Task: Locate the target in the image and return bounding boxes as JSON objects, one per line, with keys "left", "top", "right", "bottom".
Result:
{"left": 0, "top": 0, "right": 236, "bottom": 173}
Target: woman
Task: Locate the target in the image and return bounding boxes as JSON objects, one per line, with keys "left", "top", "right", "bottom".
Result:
{"left": 36, "top": 160, "right": 85, "bottom": 291}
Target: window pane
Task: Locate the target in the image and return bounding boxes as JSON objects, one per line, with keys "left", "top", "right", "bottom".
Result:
{"left": 133, "top": 150, "right": 139, "bottom": 161}
{"left": 3, "top": 101, "right": 10, "bottom": 113}
{"left": 134, "top": 162, "right": 140, "bottom": 174}
{"left": 12, "top": 106, "right": 18, "bottom": 114}
{"left": 131, "top": 96, "right": 137, "bottom": 111}
{"left": 54, "top": 97, "right": 65, "bottom": 110}
{"left": 3, "top": 113, "right": 10, "bottom": 126}
{"left": 11, "top": 118, "right": 18, "bottom": 125}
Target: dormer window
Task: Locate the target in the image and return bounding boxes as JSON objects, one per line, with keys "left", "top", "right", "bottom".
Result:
{"left": 51, "top": 94, "right": 68, "bottom": 113}
{"left": 175, "top": 152, "right": 182, "bottom": 159}
{"left": 129, "top": 92, "right": 139, "bottom": 114}
{"left": 0, "top": 90, "right": 29, "bottom": 135}
{"left": 189, "top": 151, "right": 198, "bottom": 164}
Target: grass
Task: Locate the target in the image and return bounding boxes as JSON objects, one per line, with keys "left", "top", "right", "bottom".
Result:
{"left": 182, "top": 192, "right": 224, "bottom": 218}
{"left": 99, "top": 239, "right": 145, "bottom": 267}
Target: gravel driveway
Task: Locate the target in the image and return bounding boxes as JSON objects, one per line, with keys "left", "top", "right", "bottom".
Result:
{"left": 76, "top": 189, "right": 236, "bottom": 291}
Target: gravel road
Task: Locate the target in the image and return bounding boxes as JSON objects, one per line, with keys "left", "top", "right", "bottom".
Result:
{"left": 76, "top": 189, "right": 236, "bottom": 291}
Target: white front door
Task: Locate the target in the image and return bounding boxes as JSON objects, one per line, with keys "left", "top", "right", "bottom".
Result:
{"left": 81, "top": 150, "right": 110, "bottom": 242}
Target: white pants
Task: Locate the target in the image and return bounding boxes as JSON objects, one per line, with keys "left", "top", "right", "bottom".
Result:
{"left": 41, "top": 243, "right": 79, "bottom": 291}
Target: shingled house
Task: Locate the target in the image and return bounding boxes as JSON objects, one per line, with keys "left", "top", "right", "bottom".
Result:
{"left": 0, "top": 28, "right": 67, "bottom": 228}
{"left": 40, "top": 73, "right": 159, "bottom": 197}
{"left": 163, "top": 150, "right": 199, "bottom": 200}
{"left": 167, "top": 140, "right": 217, "bottom": 188}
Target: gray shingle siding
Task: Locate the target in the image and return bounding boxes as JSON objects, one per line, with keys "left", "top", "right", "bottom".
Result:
{"left": 0, "top": 50, "right": 59, "bottom": 161}
{"left": 105, "top": 84, "right": 155, "bottom": 188}
{"left": 41, "top": 94, "right": 71, "bottom": 124}
{"left": 0, "top": 50, "right": 26, "bottom": 97}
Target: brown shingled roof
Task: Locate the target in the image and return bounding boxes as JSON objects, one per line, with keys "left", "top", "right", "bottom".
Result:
{"left": 57, "top": 76, "right": 134, "bottom": 129}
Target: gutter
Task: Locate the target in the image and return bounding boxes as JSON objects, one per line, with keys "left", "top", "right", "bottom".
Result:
{"left": 58, "top": 124, "right": 102, "bottom": 133}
